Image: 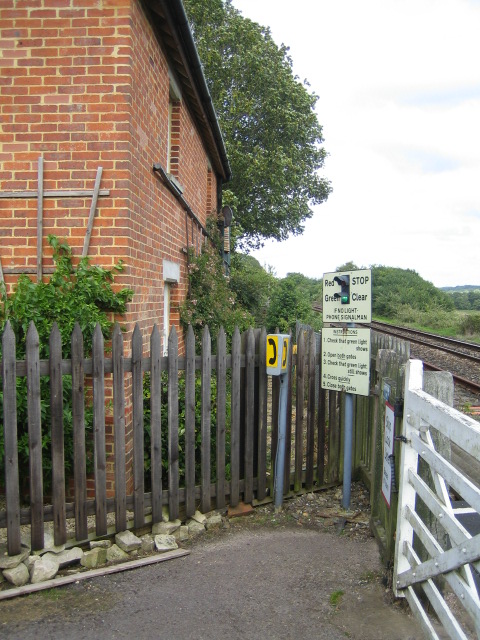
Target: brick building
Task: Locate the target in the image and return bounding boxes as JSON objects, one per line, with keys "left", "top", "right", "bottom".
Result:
{"left": 0, "top": 0, "right": 231, "bottom": 496}
{"left": 0, "top": 0, "right": 231, "bottom": 354}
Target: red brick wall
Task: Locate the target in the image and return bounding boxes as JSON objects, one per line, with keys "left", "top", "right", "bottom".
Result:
{"left": 0, "top": 0, "right": 222, "bottom": 496}
{"left": 0, "top": 0, "right": 219, "bottom": 339}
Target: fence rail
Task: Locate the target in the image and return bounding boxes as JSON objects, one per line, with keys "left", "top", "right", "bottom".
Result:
{"left": 1, "top": 320, "right": 339, "bottom": 556}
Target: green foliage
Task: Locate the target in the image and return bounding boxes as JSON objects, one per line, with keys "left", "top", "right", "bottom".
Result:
{"left": 1, "top": 236, "right": 132, "bottom": 358}
{"left": 459, "top": 312, "right": 480, "bottom": 336}
{"left": 229, "top": 253, "right": 277, "bottom": 327}
{"left": 444, "top": 287, "right": 480, "bottom": 311}
{"left": 371, "top": 266, "right": 454, "bottom": 318}
{"left": 329, "top": 590, "right": 345, "bottom": 607}
{"left": 183, "top": 0, "right": 331, "bottom": 250}
{"left": 266, "top": 272, "right": 322, "bottom": 338}
{"left": 393, "top": 304, "right": 457, "bottom": 331}
{"left": 335, "top": 261, "right": 359, "bottom": 272}
{"left": 0, "top": 236, "right": 133, "bottom": 495}
{"left": 179, "top": 243, "right": 254, "bottom": 344}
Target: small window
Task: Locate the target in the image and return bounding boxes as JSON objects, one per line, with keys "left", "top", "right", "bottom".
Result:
{"left": 206, "top": 165, "right": 213, "bottom": 215}
{"left": 167, "top": 74, "right": 182, "bottom": 177}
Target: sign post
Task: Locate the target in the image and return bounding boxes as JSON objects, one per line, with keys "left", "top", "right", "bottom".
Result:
{"left": 322, "top": 269, "right": 372, "bottom": 510}
{"left": 266, "top": 334, "right": 290, "bottom": 511}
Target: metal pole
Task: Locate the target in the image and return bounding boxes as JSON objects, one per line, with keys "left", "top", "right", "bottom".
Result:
{"left": 342, "top": 391, "right": 354, "bottom": 509}
{"left": 274, "top": 372, "right": 289, "bottom": 511}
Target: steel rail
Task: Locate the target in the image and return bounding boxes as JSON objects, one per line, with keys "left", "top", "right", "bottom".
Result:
{"left": 369, "top": 321, "right": 480, "bottom": 364}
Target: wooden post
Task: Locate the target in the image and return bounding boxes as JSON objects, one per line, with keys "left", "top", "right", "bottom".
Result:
{"left": 150, "top": 324, "right": 163, "bottom": 524}
{"left": 184, "top": 325, "right": 196, "bottom": 518}
{"left": 36, "top": 157, "right": 43, "bottom": 282}
{"left": 132, "top": 324, "right": 145, "bottom": 528}
{"left": 82, "top": 166, "right": 103, "bottom": 258}
{"left": 2, "top": 322, "right": 21, "bottom": 556}
{"left": 112, "top": 324, "right": 127, "bottom": 532}
{"left": 49, "top": 323, "right": 67, "bottom": 546}
{"left": 230, "top": 327, "right": 241, "bottom": 507}
{"left": 200, "top": 326, "right": 211, "bottom": 513}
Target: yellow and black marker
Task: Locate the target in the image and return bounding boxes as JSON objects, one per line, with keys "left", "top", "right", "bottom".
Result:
{"left": 266, "top": 334, "right": 290, "bottom": 376}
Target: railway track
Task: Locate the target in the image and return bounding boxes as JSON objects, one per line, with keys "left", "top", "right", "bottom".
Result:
{"left": 369, "top": 321, "right": 480, "bottom": 363}
{"left": 368, "top": 320, "right": 480, "bottom": 420}
{"left": 312, "top": 306, "right": 480, "bottom": 417}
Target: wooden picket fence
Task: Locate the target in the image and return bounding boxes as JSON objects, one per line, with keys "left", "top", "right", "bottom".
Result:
{"left": 1, "top": 321, "right": 340, "bottom": 556}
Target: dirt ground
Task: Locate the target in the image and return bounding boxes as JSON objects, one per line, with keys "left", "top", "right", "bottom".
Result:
{"left": 0, "top": 482, "right": 432, "bottom": 640}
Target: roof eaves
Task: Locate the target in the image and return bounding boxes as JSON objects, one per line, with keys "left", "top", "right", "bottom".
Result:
{"left": 144, "top": 0, "right": 231, "bottom": 182}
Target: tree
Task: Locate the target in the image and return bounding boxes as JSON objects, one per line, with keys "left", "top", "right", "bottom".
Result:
{"left": 228, "top": 253, "right": 277, "bottom": 327}
{"left": 336, "top": 261, "right": 359, "bottom": 272}
{"left": 183, "top": 0, "right": 331, "bottom": 250}
{"left": 266, "top": 272, "right": 322, "bottom": 338}
{"left": 370, "top": 266, "right": 454, "bottom": 317}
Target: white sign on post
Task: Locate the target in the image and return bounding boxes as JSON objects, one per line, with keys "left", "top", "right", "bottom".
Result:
{"left": 321, "top": 327, "right": 371, "bottom": 396}
{"left": 381, "top": 402, "right": 395, "bottom": 507}
{"left": 322, "top": 269, "right": 372, "bottom": 324}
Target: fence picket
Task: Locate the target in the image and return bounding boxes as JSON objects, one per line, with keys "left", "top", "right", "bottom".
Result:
{"left": 1, "top": 320, "right": 345, "bottom": 555}
{"left": 328, "top": 392, "right": 340, "bottom": 483}
{"left": 168, "top": 326, "right": 179, "bottom": 520}
{"left": 92, "top": 324, "right": 107, "bottom": 536}
{"left": 185, "top": 325, "right": 196, "bottom": 518}
{"left": 230, "top": 327, "right": 241, "bottom": 507}
{"left": 26, "top": 322, "right": 44, "bottom": 550}
{"left": 201, "top": 326, "right": 211, "bottom": 513}
{"left": 72, "top": 322, "right": 87, "bottom": 541}
{"left": 244, "top": 328, "right": 255, "bottom": 504}
{"left": 306, "top": 330, "right": 316, "bottom": 490}
{"left": 132, "top": 324, "right": 145, "bottom": 529}
{"left": 317, "top": 380, "right": 326, "bottom": 487}
{"left": 294, "top": 330, "right": 305, "bottom": 492}
{"left": 150, "top": 324, "right": 163, "bottom": 524}
{"left": 257, "top": 327, "right": 268, "bottom": 501}
{"left": 2, "top": 322, "right": 21, "bottom": 555}
{"left": 216, "top": 328, "right": 226, "bottom": 510}
{"left": 49, "top": 323, "right": 66, "bottom": 546}
{"left": 112, "top": 324, "right": 127, "bottom": 531}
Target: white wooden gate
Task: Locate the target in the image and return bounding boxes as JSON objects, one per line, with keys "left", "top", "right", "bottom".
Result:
{"left": 394, "top": 360, "right": 480, "bottom": 640}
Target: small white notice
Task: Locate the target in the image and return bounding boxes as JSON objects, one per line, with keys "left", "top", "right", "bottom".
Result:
{"left": 321, "top": 327, "right": 371, "bottom": 396}
{"left": 381, "top": 402, "right": 395, "bottom": 507}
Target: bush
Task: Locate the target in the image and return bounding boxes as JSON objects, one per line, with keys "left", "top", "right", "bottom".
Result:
{"left": 394, "top": 304, "right": 457, "bottom": 332}
{"left": 180, "top": 240, "right": 254, "bottom": 344}
{"left": 459, "top": 313, "right": 480, "bottom": 336}
{"left": 0, "top": 236, "right": 133, "bottom": 496}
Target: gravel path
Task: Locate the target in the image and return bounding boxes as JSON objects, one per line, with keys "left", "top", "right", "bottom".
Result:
{"left": 0, "top": 484, "right": 429, "bottom": 640}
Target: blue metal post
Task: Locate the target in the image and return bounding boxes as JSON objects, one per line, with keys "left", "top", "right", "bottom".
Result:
{"left": 274, "top": 372, "right": 289, "bottom": 511}
{"left": 342, "top": 391, "right": 354, "bottom": 510}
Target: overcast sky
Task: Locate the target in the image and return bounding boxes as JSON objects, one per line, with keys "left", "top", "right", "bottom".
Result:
{"left": 232, "top": 0, "right": 480, "bottom": 288}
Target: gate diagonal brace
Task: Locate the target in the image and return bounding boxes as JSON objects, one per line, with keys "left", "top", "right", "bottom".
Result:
{"left": 396, "top": 532, "right": 480, "bottom": 590}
